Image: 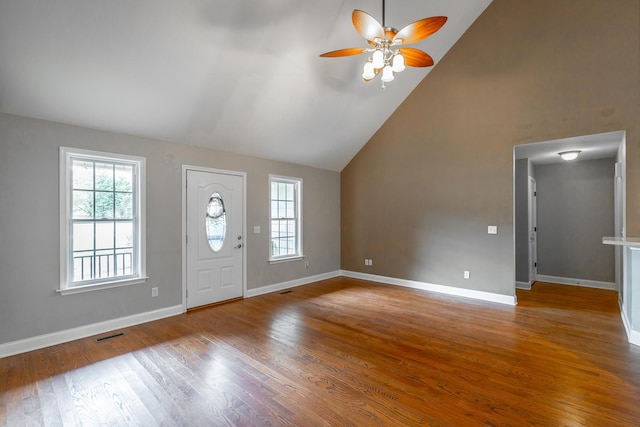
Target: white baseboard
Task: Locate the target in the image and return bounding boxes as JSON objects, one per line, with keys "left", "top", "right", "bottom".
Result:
{"left": 620, "top": 305, "right": 640, "bottom": 347}
{"left": 536, "top": 275, "right": 616, "bottom": 290}
{"left": 0, "top": 304, "right": 184, "bottom": 358}
{"left": 516, "top": 281, "right": 532, "bottom": 290}
{"left": 630, "top": 329, "right": 640, "bottom": 347}
{"left": 245, "top": 270, "right": 341, "bottom": 298}
{"left": 341, "top": 270, "right": 517, "bottom": 306}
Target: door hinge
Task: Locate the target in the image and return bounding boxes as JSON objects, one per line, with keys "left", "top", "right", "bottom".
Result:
{"left": 534, "top": 262, "right": 537, "bottom": 267}
{"left": 534, "top": 226, "right": 537, "bottom": 232}
{"left": 534, "top": 191, "right": 537, "bottom": 196}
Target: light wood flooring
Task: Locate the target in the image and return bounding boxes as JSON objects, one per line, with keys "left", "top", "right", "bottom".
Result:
{"left": 2, "top": 278, "right": 640, "bottom": 426}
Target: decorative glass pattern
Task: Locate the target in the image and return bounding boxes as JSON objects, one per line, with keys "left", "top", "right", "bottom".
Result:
{"left": 206, "top": 193, "right": 226, "bottom": 252}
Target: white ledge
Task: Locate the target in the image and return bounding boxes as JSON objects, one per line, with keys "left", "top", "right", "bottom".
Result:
{"left": 602, "top": 237, "right": 640, "bottom": 247}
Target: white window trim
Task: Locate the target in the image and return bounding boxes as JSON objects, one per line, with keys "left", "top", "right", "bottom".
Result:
{"left": 59, "top": 147, "right": 147, "bottom": 295}
{"left": 269, "top": 174, "right": 303, "bottom": 263}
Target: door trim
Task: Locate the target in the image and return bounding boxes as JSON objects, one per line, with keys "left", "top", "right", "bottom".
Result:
{"left": 181, "top": 165, "right": 247, "bottom": 312}
{"left": 528, "top": 176, "right": 537, "bottom": 285}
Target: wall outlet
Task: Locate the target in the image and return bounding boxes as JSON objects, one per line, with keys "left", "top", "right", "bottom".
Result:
{"left": 488, "top": 225, "right": 497, "bottom": 235}
{"left": 364, "top": 259, "right": 373, "bottom": 266}
{"left": 253, "top": 226, "right": 261, "bottom": 234}
{"left": 463, "top": 271, "right": 470, "bottom": 279}
{"left": 305, "top": 261, "right": 309, "bottom": 269}
{"left": 151, "top": 287, "right": 158, "bottom": 297}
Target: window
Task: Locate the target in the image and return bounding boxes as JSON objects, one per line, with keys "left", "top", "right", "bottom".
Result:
{"left": 206, "top": 192, "right": 227, "bottom": 252}
{"left": 269, "top": 175, "right": 302, "bottom": 261}
{"left": 59, "top": 147, "right": 146, "bottom": 294}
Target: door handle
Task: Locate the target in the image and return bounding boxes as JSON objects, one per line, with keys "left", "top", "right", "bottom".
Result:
{"left": 235, "top": 244, "right": 242, "bottom": 249}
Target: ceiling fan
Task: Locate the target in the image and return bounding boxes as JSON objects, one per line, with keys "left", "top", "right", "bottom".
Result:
{"left": 320, "top": 0, "right": 447, "bottom": 87}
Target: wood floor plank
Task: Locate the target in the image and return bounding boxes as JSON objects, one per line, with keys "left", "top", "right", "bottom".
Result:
{"left": 2, "top": 278, "right": 640, "bottom": 426}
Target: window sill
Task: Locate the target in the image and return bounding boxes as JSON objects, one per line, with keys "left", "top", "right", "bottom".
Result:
{"left": 269, "top": 256, "right": 304, "bottom": 264}
{"left": 57, "top": 276, "right": 149, "bottom": 296}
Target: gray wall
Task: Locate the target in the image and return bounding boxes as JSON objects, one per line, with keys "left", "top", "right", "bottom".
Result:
{"left": 0, "top": 113, "right": 340, "bottom": 345}
{"left": 536, "top": 159, "right": 614, "bottom": 282}
{"left": 341, "top": 0, "right": 638, "bottom": 298}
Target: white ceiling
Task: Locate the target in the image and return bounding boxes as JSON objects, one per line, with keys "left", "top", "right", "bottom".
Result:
{"left": 0, "top": 0, "right": 491, "bottom": 171}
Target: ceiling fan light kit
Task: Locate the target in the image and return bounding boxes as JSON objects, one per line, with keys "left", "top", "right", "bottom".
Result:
{"left": 559, "top": 150, "right": 581, "bottom": 161}
{"left": 320, "top": 0, "right": 447, "bottom": 88}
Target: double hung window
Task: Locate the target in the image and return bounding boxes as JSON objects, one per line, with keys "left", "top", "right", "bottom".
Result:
{"left": 59, "top": 147, "right": 146, "bottom": 294}
{"left": 269, "top": 175, "right": 302, "bottom": 261}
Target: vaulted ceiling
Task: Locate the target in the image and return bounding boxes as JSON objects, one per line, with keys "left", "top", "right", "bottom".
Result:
{"left": 0, "top": 0, "right": 491, "bottom": 171}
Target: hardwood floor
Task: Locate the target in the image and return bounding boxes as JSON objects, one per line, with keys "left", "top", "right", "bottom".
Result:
{"left": 2, "top": 278, "right": 640, "bottom": 426}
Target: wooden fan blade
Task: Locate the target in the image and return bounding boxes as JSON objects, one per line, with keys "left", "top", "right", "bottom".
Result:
{"left": 319, "top": 48, "right": 366, "bottom": 58}
{"left": 399, "top": 48, "right": 434, "bottom": 67}
{"left": 352, "top": 9, "right": 385, "bottom": 42}
{"left": 393, "top": 16, "right": 447, "bottom": 45}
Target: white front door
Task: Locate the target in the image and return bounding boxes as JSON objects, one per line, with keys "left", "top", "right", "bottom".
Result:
{"left": 186, "top": 170, "right": 244, "bottom": 309}
{"left": 529, "top": 177, "right": 538, "bottom": 284}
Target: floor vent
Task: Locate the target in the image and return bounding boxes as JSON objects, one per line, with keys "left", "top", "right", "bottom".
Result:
{"left": 280, "top": 290, "right": 293, "bottom": 294}
{"left": 96, "top": 332, "right": 125, "bottom": 342}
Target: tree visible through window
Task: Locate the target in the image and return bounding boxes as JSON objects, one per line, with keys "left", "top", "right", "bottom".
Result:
{"left": 60, "top": 147, "right": 146, "bottom": 292}
{"left": 269, "top": 175, "right": 302, "bottom": 260}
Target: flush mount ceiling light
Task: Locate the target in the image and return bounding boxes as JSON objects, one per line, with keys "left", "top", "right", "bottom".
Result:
{"left": 319, "top": 0, "right": 447, "bottom": 88}
{"left": 559, "top": 150, "right": 581, "bottom": 161}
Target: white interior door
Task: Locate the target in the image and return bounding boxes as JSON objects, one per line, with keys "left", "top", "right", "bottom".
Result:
{"left": 529, "top": 177, "right": 538, "bottom": 284}
{"left": 186, "top": 170, "right": 244, "bottom": 309}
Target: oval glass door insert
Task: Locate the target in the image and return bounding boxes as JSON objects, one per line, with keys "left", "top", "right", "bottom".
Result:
{"left": 206, "top": 192, "right": 226, "bottom": 252}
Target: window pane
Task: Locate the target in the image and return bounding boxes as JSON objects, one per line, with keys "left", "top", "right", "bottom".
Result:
{"left": 72, "top": 190, "right": 94, "bottom": 219}
{"left": 115, "top": 248, "right": 133, "bottom": 276}
{"left": 115, "top": 193, "right": 132, "bottom": 219}
{"left": 96, "top": 222, "right": 114, "bottom": 249}
{"left": 114, "top": 164, "right": 133, "bottom": 192}
{"left": 286, "top": 183, "right": 294, "bottom": 200}
{"left": 73, "top": 222, "right": 94, "bottom": 252}
{"left": 95, "top": 192, "right": 114, "bottom": 219}
{"left": 206, "top": 193, "right": 226, "bottom": 252}
{"left": 286, "top": 201, "right": 294, "bottom": 218}
{"left": 72, "top": 160, "right": 93, "bottom": 190}
{"left": 73, "top": 252, "right": 93, "bottom": 282}
{"left": 95, "top": 162, "right": 114, "bottom": 191}
{"left": 116, "top": 221, "right": 133, "bottom": 248}
{"left": 95, "top": 249, "right": 114, "bottom": 278}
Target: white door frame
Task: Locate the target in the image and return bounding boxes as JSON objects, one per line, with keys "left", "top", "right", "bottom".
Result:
{"left": 528, "top": 177, "right": 537, "bottom": 285}
{"left": 513, "top": 130, "right": 627, "bottom": 297}
{"left": 181, "top": 165, "right": 247, "bottom": 312}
